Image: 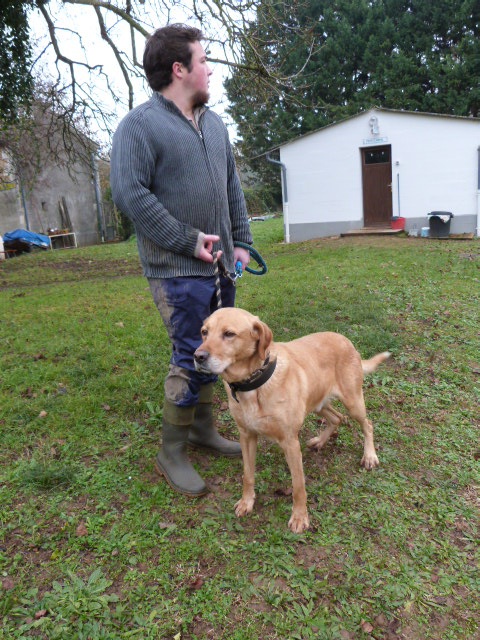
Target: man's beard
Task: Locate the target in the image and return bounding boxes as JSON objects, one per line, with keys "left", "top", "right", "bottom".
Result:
{"left": 193, "top": 89, "right": 210, "bottom": 108}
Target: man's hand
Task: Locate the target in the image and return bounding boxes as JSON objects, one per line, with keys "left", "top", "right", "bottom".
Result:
{"left": 198, "top": 234, "right": 222, "bottom": 263}
{"left": 233, "top": 246, "right": 250, "bottom": 270}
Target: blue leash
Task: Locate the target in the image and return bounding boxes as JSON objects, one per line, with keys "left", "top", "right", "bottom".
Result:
{"left": 234, "top": 241, "right": 268, "bottom": 278}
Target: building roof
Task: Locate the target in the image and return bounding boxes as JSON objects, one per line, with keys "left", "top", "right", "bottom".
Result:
{"left": 261, "top": 107, "right": 480, "bottom": 156}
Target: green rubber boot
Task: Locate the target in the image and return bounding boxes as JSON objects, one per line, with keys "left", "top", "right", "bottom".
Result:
{"left": 155, "top": 401, "right": 208, "bottom": 496}
{"left": 188, "top": 384, "right": 242, "bottom": 457}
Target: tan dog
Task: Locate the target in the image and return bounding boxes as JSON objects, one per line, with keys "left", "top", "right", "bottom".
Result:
{"left": 194, "top": 307, "right": 390, "bottom": 533}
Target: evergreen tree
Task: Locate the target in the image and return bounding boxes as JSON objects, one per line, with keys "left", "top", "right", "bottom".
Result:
{"left": 0, "top": 2, "right": 35, "bottom": 122}
{"left": 226, "top": 0, "right": 480, "bottom": 164}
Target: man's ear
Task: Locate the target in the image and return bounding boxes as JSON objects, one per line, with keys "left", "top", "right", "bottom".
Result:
{"left": 252, "top": 319, "right": 273, "bottom": 360}
{"left": 172, "top": 61, "right": 184, "bottom": 79}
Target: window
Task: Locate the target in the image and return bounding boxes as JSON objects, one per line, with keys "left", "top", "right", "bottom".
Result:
{"left": 364, "top": 148, "right": 390, "bottom": 164}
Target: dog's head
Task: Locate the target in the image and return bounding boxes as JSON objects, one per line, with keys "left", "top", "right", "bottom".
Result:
{"left": 194, "top": 307, "right": 273, "bottom": 379}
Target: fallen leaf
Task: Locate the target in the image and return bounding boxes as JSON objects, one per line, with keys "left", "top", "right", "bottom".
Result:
{"left": 38, "top": 410, "right": 47, "bottom": 418}
{"left": 454, "top": 518, "right": 469, "bottom": 531}
{"left": 34, "top": 609, "right": 47, "bottom": 620}
{"left": 375, "top": 614, "right": 388, "bottom": 627}
{"left": 50, "top": 446, "right": 60, "bottom": 459}
{"left": 103, "top": 404, "right": 111, "bottom": 411}
{"left": 360, "top": 620, "right": 374, "bottom": 634}
{"left": 2, "top": 577, "right": 15, "bottom": 590}
{"left": 76, "top": 522, "right": 88, "bottom": 537}
{"left": 189, "top": 576, "right": 204, "bottom": 590}
{"left": 115, "top": 321, "right": 124, "bottom": 328}
{"left": 274, "top": 487, "right": 293, "bottom": 496}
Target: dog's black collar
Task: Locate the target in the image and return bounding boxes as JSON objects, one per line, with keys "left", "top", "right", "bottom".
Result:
{"left": 228, "top": 355, "right": 277, "bottom": 403}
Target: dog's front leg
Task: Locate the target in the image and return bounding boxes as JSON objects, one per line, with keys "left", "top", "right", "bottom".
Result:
{"left": 234, "top": 431, "right": 257, "bottom": 518}
{"left": 280, "top": 436, "right": 310, "bottom": 533}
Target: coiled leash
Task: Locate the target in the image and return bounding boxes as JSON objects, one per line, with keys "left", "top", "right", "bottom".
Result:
{"left": 213, "top": 241, "right": 268, "bottom": 309}
{"left": 233, "top": 241, "right": 268, "bottom": 278}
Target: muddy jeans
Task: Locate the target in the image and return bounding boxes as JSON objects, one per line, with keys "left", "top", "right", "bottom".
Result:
{"left": 148, "top": 275, "right": 236, "bottom": 407}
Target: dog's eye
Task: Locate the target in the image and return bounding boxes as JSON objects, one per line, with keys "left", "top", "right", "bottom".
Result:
{"left": 201, "top": 328, "right": 208, "bottom": 338}
{"left": 223, "top": 331, "right": 236, "bottom": 339}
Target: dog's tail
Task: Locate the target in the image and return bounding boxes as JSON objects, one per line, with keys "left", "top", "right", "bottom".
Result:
{"left": 362, "top": 351, "right": 391, "bottom": 375}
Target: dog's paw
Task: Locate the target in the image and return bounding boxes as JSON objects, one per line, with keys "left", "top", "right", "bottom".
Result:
{"left": 234, "top": 497, "right": 255, "bottom": 517}
{"left": 307, "top": 429, "right": 339, "bottom": 451}
{"left": 306, "top": 435, "right": 328, "bottom": 450}
{"left": 361, "top": 453, "right": 379, "bottom": 470}
{"left": 288, "top": 512, "right": 310, "bottom": 534}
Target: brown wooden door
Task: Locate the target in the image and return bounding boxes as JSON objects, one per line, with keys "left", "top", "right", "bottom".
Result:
{"left": 362, "top": 145, "right": 392, "bottom": 227}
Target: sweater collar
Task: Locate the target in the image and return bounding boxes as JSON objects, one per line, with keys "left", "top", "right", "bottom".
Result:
{"left": 153, "top": 92, "right": 208, "bottom": 119}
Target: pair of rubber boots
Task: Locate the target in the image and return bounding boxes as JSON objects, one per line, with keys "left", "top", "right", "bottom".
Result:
{"left": 154, "top": 384, "right": 241, "bottom": 496}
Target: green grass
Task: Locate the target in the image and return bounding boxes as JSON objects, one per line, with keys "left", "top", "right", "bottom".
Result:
{"left": 0, "top": 220, "right": 478, "bottom": 639}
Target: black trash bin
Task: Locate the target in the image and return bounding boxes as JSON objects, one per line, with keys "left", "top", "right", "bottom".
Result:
{"left": 428, "top": 211, "right": 454, "bottom": 238}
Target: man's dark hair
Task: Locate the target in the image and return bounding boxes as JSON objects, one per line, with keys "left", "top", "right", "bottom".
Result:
{"left": 143, "top": 24, "right": 203, "bottom": 91}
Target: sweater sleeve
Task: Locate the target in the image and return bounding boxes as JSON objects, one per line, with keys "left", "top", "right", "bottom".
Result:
{"left": 225, "top": 134, "right": 253, "bottom": 246}
{"left": 110, "top": 110, "right": 201, "bottom": 257}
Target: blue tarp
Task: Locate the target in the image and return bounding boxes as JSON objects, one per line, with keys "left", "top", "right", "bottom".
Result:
{"left": 3, "top": 229, "right": 51, "bottom": 249}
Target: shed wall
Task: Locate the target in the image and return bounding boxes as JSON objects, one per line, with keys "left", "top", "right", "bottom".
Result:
{"left": 279, "top": 109, "right": 480, "bottom": 240}
{"left": 0, "top": 158, "right": 100, "bottom": 247}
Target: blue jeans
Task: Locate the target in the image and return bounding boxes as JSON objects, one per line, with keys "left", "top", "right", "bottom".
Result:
{"left": 148, "top": 275, "right": 236, "bottom": 407}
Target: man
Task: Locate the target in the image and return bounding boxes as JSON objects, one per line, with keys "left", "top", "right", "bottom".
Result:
{"left": 110, "top": 24, "right": 252, "bottom": 497}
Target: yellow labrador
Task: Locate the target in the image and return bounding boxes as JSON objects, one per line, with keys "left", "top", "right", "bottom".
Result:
{"left": 194, "top": 307, "right": 390, "bottom": 533}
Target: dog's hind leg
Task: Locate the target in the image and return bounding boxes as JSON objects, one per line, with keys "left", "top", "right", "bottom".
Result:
{"left": 343, "top": 393, "right": 379, "bottom": 470}
{"left": 307, "top": 403, "right": 344, "bottom": 451}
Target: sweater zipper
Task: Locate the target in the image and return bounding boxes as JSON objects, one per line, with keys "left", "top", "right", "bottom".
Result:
{"left": 196, "top": 117, "right": 204, "bottom": 139}
{"left": 196, "top": 112, "right": 221, "bottom": 242}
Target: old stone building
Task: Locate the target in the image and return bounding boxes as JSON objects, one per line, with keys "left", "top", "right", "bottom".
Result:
{"left": 0, "top": 111, "right": 114, "bottom": 249}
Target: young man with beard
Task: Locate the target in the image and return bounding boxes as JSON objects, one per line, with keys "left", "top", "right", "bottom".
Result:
{"left": 110, "top": 24, "right": 252, "bottom": 496}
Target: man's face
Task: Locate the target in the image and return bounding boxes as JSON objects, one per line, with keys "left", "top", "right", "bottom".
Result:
{"left": 184, "top": 40, "right": 212, "bottom": 106}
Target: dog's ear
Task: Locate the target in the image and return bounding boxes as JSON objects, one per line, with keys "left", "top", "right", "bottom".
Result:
{"left": 252, "top": 319, "right": 273, "bottom": 360}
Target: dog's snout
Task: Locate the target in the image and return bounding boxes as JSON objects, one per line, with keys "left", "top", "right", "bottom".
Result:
{"left": 194, "top": 348, "right": 211, "bottom": 373}
{"left": 194, "top": 349, "right": 209, "bottom": 364}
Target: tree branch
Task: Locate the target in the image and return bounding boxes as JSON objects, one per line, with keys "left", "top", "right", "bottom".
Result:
{"left": 93, "top": 5, "right": 134, "bottom": 109}
{"left": 62, "top": 0, "right": 150, "bottom": 37}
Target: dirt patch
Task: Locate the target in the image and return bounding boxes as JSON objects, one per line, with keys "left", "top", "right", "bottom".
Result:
{"left": 0, "top": 256, "right": 143, "bottom": 290}
{"left": 49, "top": 257, "right": 141, "bottom": 276}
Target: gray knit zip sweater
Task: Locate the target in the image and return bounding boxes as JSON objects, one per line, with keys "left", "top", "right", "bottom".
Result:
{"left": 110, "top": 92, "right": 252, "bottom": 278}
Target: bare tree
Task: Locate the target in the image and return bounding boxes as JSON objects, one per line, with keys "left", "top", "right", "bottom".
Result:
{"left": 0, "top": 82, "right": 97, "bottom": 198}
{"left": 29, "top": 0, "right": 317, "bottom": 139}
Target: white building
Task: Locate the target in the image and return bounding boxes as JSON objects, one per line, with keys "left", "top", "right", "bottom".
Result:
{"left": 268, "top": 107, "right": 480, "bottom": 242}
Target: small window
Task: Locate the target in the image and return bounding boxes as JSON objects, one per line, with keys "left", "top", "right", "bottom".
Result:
{"left": 364, "top": 148, "right": 390, "bottom": 164}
